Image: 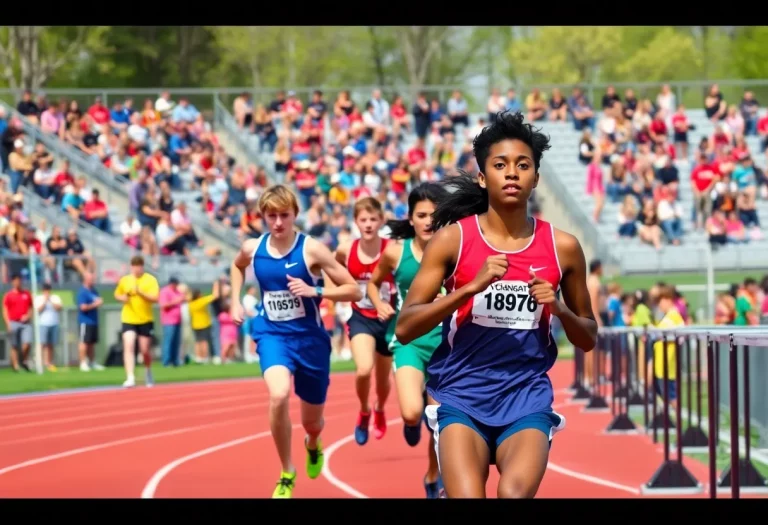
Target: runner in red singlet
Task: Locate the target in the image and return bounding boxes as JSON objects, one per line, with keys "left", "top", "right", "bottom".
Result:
{"left": 334, "top": 197, "right": 395, "bottom": 445}
{"left": 396, "top": 111, "right": 598, "bottom": 498}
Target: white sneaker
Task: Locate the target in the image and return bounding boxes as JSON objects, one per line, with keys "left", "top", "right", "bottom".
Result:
{"left": 212, "top": 356, "right": 222, "bottom": 365}
{"left": 91, "top": 362, "right": 105, "bottom": 371}
{"left": 80, "top": 362, "right": 91, "bottom": 372}
{"left": 122, "top": 377, "right": 136, "bottom": 388}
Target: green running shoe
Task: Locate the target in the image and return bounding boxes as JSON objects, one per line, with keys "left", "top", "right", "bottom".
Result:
{"left": 272, "top": 470, "right": 296, "bottom": 499}
{"left": 305, "top": 436, "right": 324, "bottom": 479}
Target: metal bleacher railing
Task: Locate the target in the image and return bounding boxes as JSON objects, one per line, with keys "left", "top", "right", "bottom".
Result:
{"left": 0, "top": 100, "right": 241, "bottom": 256}
{"left": 570, "top": 325, "right": 768, "bottom": 498}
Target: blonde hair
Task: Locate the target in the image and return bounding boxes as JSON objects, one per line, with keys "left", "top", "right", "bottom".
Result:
{"left": 258, "top": 184, "right": 300, "bottom": 216}
{"left": 353, "top": 196, "right": 383, "bottom": 218}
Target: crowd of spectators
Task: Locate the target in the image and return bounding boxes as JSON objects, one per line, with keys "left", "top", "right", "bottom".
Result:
{"left": 552, "top": 83, "right": 768, "bottom": 251}
{"left": 6, "top": 81, "right": 768, "bottom": 278}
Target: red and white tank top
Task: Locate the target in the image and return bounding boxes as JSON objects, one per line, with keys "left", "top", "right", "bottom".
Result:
{"left": 444, "top": 214, "right": 562, "bottom": 348}
{"left": 347, "top": 238, "right": 395, "bottom": 319}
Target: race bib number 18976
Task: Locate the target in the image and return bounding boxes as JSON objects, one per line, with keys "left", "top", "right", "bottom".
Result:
{"left": 471, "top": 280, "right": 543, "bottom": 330}
{"left": 263, "top": 290, "right": 306, "bottom": 322}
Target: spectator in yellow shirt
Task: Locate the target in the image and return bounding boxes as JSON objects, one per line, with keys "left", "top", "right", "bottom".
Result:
{"left": 114, "top": 255, "right": 159, "bottom": 388}
{"left": 652, "top": 285, "right": 685, "bottom": 409}
{"left": 188, "top": 287, "right": 220, "bottom": 364}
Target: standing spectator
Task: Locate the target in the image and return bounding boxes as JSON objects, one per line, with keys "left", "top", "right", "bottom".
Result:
{"left": 187, "top": 286, "right": 219, "bottom": 364}
{"left": 158, "top": 276, "right": 186, "bottom": 367}
{"left": 740, "top": 91, "right": 760, "bottom": 136}
{"left": 77, "top": 271, "right": 104, "bottom": 371}
{"left": 368, "top": 89, "right": 390, "bottom": 127}
{"left": 412, "top": 93, "right": 430, "bottom": 139}
{"left": 2, "top": 273, "right": 33, "bottom": 372}
{"left": 34, "top": 282, "right": 62, "bottom": 371}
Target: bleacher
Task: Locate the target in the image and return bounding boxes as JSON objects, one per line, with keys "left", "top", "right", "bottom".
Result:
{"left": 536, "top": 109, "right": 768, "bottom": 274}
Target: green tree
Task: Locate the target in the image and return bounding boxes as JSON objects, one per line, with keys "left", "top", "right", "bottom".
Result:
{"left": 615, "top": 28, "right": 702, "bottom": 83}
{"left": 0, "top": 26, "right": 108, "bottom": 91}
{"left": 508, "top": 27, "right": 623, "bottom": 85}
{"left": 731, "top": 27, "right": 768, "bottom": 79}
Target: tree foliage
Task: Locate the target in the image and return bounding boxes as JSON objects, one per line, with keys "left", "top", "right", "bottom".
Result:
{"left": 1, "top": 26, "right": 767, "bottom": 96}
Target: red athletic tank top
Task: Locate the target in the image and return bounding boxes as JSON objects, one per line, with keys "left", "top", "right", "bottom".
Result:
{"left": 445, "top": 215, "right": 562, "bottom": 348}
{"left": 347, "top": 237, "right": 395, "bottom": 319}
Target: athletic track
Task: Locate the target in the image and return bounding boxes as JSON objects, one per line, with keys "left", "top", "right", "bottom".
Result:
{"left": 0, "top": 361, "right": 760, "bottom": 498}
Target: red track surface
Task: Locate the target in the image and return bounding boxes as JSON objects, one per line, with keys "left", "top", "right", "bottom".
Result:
{"left": 0, "top": 361, "right": 762, "bottom": 498}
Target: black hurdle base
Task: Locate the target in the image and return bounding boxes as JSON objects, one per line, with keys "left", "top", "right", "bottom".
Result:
{"left": 605, "top": 413, "right": 638, "bottom": 434}
{"left": 640, "top": 460, "right": 703, "bottom": 495}
{"left": 680, "top": 425, "right": 709, "bottom": 450}
{"left": 717, "top": 459, "right": 768, "bottom": 494}
{"left": 571, "top": 383, "right": 591, "bottom": 402}
{"left": 627, "top": 389, "right": 645, "bottom": 406}
{"left": 646, "top": 412, "right": 677, "bottom": 434}
{"left": 583, "top": 392, "right": 609, "bottom": 412}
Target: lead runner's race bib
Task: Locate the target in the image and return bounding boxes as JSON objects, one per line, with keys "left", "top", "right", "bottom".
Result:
{"left": 471, "top": 280, "right": 543, "bottom": 330}
{"left": 262, "top": 290, "right": 306, "bottom": 322}
{"left": 356, "top": 280, "right": 391, "bottom": 310}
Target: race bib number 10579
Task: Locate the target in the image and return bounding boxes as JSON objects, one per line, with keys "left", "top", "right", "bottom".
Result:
{"left": 471, "top": 280, "right": 543, "bottom": 330}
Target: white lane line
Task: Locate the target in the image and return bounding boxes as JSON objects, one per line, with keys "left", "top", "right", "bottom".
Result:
{"left": 140, "top": 404, "right": 357, "bottom": 499}
{"left": 0, "top": 416, "right": 253, "bottom": 477}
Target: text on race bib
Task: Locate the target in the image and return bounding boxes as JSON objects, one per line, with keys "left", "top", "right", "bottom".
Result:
{"left": 471, "top": 280, "right": 543, "bottom": 330}
{"left": 355, "top": 280, "right": 391, "bottom": 309}
{"left": 262, "top": 290, "right": 306, "bottom": 322}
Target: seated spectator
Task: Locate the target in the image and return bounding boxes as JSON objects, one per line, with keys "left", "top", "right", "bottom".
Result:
{"left": 725, "top": 105, "right": 745, "bottom": 138}
{"left": 32, "top": 157, "right": 56, "bottom": 201}
{"left": 486, "top": 88, "right": 506, "bottom": 123}
{"left": 705, "top": 84, "right": 727, "bottom": 122}
{"left": 53, "top": 160, "right": 75, "bottom": 203}
{"left": 578, "top": 129, "right": 595, "bottom": 165}
{"left": 171, "top": 202, "right": 201, "bottom": 247}
{"left": 617, "top": 195, "right": 638, "bottom": 238}
{"left": 706, "top": 209, "right": 728, "bottom": 247}
{"left": 623, "top": 89, "right": 638, "bottom": 119}
{"left": 120, "top": 214, "right": 142, "bottom": 249}
{"left": 671, "top": 106, "right": 690, "bottom": 158}
{"left": 155, "top": 216, "right": 196, "bottom": 264}
{"left": 447, "top": 90, "right": 469, "bottom": 127}
{"left": 525, "top": 88, "right": 547, "bottom": 122}
{"left": 637, "top": 198, "right": 663, "bottom": 251}
{"left": 7, "top": 138, "right": 33, "bottom": 193}
{"left": 64, "top": 228, "right": 94, "bottom": 278}
{"left": 233, "top": 92, "right": 253, "bottom": 129}
{"left": 656, "top": 187, "right": 684, "bottom": 246}
{"left": 607, "top": 157, "right": 628, "bottom": 203}
{"left": 548, "top": 88, "right": 568, "bottom": 122}
{"left": 655, "top": 155, "right": 679, "bottom": 198}
{"left": 43, "top": 225, "right": 69, "bottom": 282}
{"left": 726, "top": 210, "right": 747, "bottom": 244}
{"left": 570, "top": 93, "right": 595, "bottom": 131}
{"left": 16, "top": 90, "right": 39, "bottom": 125}
{"left": 60, "top": 184, "right": 84, "bottom": 221}
{"left": 82, "top": 189, "right": 111, "bottom": 233}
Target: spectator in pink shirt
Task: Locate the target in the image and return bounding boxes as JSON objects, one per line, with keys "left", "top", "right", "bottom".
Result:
{"left": 158, "top": 277, "right": 187, "bottom": 366}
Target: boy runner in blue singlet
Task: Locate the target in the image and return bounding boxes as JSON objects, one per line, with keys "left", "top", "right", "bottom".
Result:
{"left": 229, "top": 185, "right": 363, "bottom": 499}
{"left": 396, "top": 111, "right": 598, "bottom": 498}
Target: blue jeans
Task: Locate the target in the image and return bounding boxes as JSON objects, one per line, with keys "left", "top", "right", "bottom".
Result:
{"left": 661, "top": 218, "right": 683, "bottom": 243}
{"left": 161, "top": 324, "right": 182, "bottom": 366}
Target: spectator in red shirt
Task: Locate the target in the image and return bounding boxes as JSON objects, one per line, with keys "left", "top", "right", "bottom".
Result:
{"left": 87, "top": 97, "right": 110, "bottom": 126}
{"left": 757, "top": 112, "right": 768, "bottom": 153}
{"left": 407, "top": 137, "right": 427, "bottom": 178}
{"left": 2, "top": 273, "right": 33, "bottom": 372}
{"left": 671, "top": 106, "right": 690, "bottom": 158}
{"left": 649, "top": 111, "right": 668, "bottom": 143}
{"left": 82, "top": 188, "right": 111, "bottom": 233}
{"left": 690, "top": 151, "right": 720, "bottom": 229}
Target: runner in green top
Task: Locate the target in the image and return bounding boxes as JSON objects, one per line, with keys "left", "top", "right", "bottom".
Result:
{"left": 367, "top": 183, "right": 447, "bottom": 499}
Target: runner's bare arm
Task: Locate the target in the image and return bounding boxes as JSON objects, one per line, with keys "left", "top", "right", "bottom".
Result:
{"left": 307, "top": 237, "right": 362, "bottom": 302}
{"left": 395, "top": 225, "right": 468, "bottom": 344}
{"left": 367, "top": 241, "right": 399, "bottom": 316}
{"left": 230, "top": 238, "right": 260, "bottom": 308}
{"left": 553, "top": 230, "right": 598, "bottom": 351}
{"left": 334, "top": 240, "right": 350, "bottom": 267}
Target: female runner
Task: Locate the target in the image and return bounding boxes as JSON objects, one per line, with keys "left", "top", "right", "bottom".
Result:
{"left": 366, "top": 182, "right": 448, "bottom": 499}
{"left": 395, "top": 111, "right": 598, "bottom": 498}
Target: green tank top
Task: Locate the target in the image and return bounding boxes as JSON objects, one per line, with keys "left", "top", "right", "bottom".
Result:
{"left": 386, "top": 239, "right": 443, "bottom": 348}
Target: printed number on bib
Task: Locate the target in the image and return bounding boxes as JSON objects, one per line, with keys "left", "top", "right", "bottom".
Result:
{"left": 263, "top": 290, "right": 306, "bottom": 322}
{"left": 356, "top": 281, "right": 391, "bottom": 310}
{"left": 471, "top": 280, "right": 543, "bottom": 330}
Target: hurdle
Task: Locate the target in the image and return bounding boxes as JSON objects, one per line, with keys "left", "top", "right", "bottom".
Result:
{"left": 572, "top": 325, "right": 768, "bottom": 498}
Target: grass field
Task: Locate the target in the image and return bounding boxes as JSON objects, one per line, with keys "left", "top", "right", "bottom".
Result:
{"left": 0, "top": 360, "right": 358, "bottom": 396}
